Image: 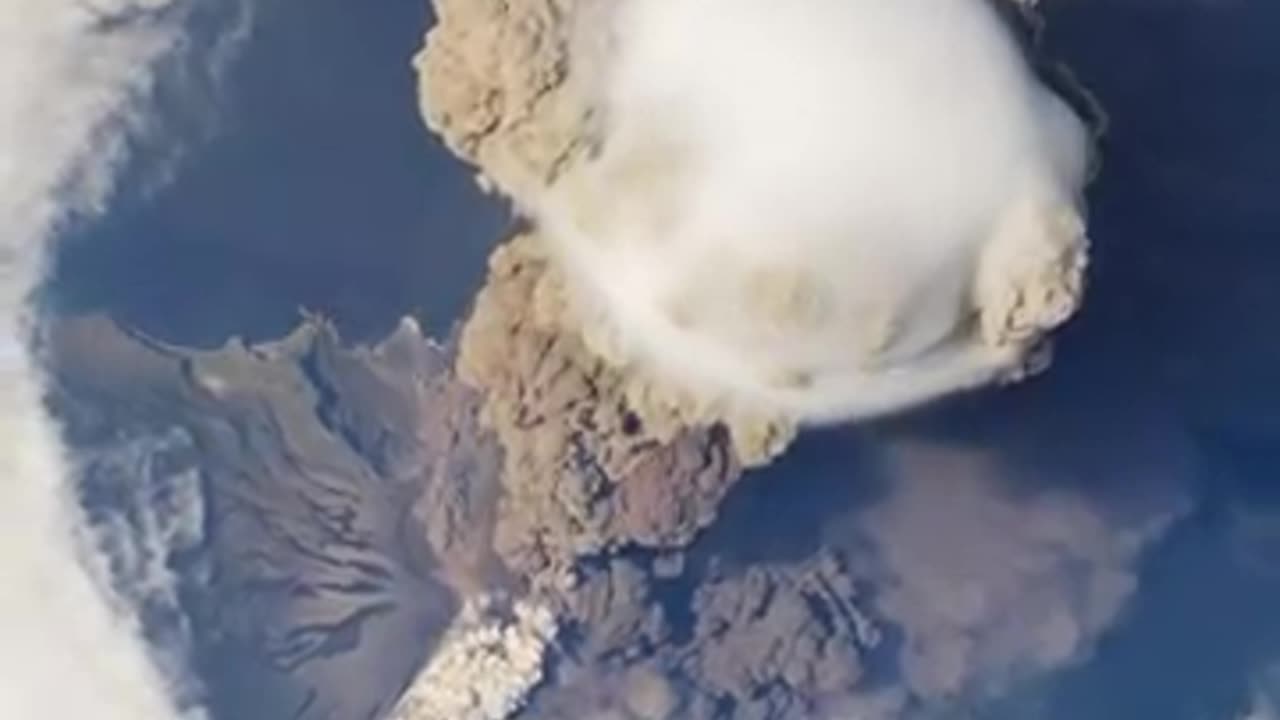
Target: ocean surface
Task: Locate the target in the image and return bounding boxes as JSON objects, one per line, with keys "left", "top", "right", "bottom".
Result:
{"left": 49, "top": 0, "right": 507, "bottom": 347}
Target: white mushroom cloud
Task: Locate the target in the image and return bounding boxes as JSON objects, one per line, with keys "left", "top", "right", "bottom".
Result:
{"left": 0, "top": 0, "right": 227, "bottom": 717}
{"left": 536, "top": 0, "right": 1091, "bottom": 424}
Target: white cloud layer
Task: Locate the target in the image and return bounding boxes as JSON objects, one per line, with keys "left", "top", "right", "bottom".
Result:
{"left": 0, "top": 1, "right": 208, "bottom": 716}
{"left": 82, "top": 428, "right": 210, "bottom": 712}
{"left": 538, "top": 0, "right": 1091, "bottom": 424}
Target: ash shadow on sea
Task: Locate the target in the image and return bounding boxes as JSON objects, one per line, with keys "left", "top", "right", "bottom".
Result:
{"left": 685, "top": 426, "right": 890, "bottom": 570}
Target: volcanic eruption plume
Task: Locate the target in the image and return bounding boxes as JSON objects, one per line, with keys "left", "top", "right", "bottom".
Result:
{"left": 534, "top": 0, "right": 1092, "bottom": 425}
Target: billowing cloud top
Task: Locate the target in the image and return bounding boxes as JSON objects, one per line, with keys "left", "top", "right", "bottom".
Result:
{"left": 537, "top": 0, "right": 1091, "bottom": 425}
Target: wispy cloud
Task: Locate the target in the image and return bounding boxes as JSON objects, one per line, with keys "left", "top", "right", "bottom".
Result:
{"left": 0, "top": 1, "right": 236, "bottom": 716}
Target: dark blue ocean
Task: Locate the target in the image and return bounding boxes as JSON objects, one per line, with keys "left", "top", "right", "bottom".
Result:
{"left": 51, "top": 0, "right": 507, "bottom": 347}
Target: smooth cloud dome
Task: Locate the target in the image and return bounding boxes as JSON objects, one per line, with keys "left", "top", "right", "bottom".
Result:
{"left": 536, "top": 0, "right": 1091, "bottom": 424}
